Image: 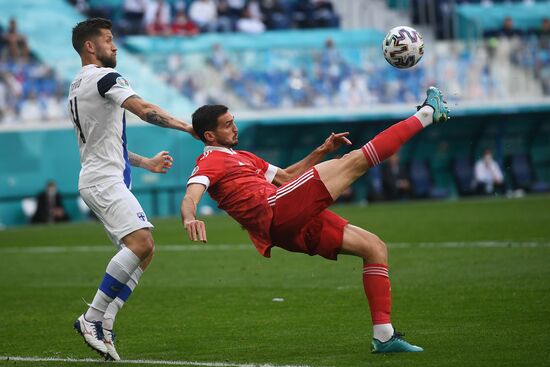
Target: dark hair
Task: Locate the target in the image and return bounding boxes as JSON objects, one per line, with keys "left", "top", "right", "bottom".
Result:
{"left": 192, "top": 105, "right": 229, "bottom": 143}
{"left": 72, "top": 18, "right": 112, "bottom": 54}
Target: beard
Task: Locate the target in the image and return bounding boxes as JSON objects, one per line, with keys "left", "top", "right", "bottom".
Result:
{"left": 97, "top": 52, "right": 116, "bottom": 68}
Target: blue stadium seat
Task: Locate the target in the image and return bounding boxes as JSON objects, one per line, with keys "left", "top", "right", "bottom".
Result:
{"left": 409, "top": 159, "right": 431, "bottom": 198}
{"left": 452, "top": 156, "right": 476, "bottom": 196}
{"left": 508, "top": 153, "right": 550, "bottom": 192}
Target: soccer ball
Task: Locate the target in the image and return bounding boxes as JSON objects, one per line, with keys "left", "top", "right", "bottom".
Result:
{"left": 382, "top": 26, "right": 424, "bottom": 69}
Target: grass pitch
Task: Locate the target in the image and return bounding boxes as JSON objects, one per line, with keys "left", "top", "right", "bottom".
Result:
{"left": 1, "top": 195, "right": 550, "bottom": 366}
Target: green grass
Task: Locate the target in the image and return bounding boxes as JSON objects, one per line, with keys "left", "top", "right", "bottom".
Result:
{"left": 1, "top": 195, "right": 550, "bottom": 366}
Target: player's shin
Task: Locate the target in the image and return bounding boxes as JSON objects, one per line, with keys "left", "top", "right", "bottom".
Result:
{"left": 102, "top": 267, "right": 143, "bottom": 330}
{"left": 361, "top": 106, "right": 434, "bottom": 167}
{"left": 85, "top": 247, "right": 141, "bottom": 322}
{"left": 363, "top": 263, "right": 394, "bottom": 342}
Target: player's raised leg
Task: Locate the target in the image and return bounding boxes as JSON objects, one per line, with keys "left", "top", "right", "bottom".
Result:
{"left": 316, "top": 86, "right": 449, "bottom": 200}
{"left": 74, "top": 228, "right": 154, "bottom": 359}
{"left": 340, "top": 224, "right": 423, "bottom": 353}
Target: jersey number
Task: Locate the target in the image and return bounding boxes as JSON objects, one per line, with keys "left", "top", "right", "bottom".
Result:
{"left": 69, "top": 97, "right": 86, "bottom": 144}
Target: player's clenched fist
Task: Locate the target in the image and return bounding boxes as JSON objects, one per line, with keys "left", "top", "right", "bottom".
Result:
{"left": 184, "top": 219, "right": 207, "bottom": 243}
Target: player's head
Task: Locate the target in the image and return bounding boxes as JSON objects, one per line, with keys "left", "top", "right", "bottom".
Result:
{"left": 72, "top": 18, "right": 117, "bottom": 68}
{"left": 192, "top": 105, "right": 238, "bottom": 147}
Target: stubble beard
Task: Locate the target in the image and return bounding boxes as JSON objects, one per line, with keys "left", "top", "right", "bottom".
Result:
{"left": 98, "top": 52, "right": 116, "bottom": 68}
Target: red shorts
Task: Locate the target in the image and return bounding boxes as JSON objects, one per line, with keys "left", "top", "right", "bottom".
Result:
{"left": 268, "top": 168, "right": 349, "bottom": 260}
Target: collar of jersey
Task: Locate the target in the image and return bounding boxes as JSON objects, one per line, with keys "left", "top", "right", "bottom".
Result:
{"left": 204, "top": 146, "right": 237, "bottom": 155}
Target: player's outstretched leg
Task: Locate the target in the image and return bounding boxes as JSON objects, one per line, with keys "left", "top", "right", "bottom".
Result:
{"left": 361, "top": 86, "right": 449, "bottom": 168}
{"left": 316, "top": 86, "right": 449, "bottom": 201}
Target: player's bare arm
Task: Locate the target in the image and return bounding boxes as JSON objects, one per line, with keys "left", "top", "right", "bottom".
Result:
{"left": 128, "top": 151, "right": 173, "bottom": 174}
{"left": 122, "top": 95, "right": 197, "bottom": 138}
{"left": 181, "top": 183, "right": 208, "bottom": 243}
{"left": 272, "top": 132, "right": 352, "bottom": 186}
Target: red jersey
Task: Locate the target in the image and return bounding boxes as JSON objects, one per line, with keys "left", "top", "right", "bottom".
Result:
{"left": 187, "top": 146, "right": 279, "bottom": 256}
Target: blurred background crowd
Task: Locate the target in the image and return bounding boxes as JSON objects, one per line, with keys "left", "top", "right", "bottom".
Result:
{"left": 0, "top": 0, "right": 549, "bottom": 226}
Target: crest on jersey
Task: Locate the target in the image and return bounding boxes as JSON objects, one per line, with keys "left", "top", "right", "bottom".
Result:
{"left": 116, "top": 77, "right": 130, "bottom": 88}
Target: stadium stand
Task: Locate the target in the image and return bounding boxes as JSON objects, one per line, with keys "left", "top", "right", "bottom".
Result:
{"left": 0, "top": 0, "right": 549, "bottom": 227}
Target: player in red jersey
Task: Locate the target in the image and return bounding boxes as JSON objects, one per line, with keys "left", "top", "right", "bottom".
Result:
{"left": 182, "top": 87, "right": 449, "bottom": 353}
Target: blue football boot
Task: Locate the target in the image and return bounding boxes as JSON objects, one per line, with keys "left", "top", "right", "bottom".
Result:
{"left": 371, "top": 331, "right": 424, "bottom": 353}
{"left": 417, "top": 86, "right": 450, "bottom": 123}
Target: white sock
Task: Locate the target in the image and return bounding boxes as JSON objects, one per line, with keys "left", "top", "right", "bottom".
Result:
{"left": 414, "top": 105, "right": 435, "bottom": 127}
{"left": 373, "top": 323, "right": 394, "bottom": 342}
{"left": 103, "top": 267, "right": 143, "bottom": 330}
{"left": 85, "top": 247, "right": 141, "bottom": 322}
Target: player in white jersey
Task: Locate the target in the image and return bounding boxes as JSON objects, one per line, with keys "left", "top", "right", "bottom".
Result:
{"left": 69, "top": 18, "right": 195, "bottom": 361}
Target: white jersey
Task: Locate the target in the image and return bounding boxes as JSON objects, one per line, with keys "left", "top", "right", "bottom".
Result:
{"left": 68, "top": 64, "right": 137, "bottom": 190}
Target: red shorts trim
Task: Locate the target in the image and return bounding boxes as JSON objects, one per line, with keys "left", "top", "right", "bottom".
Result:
{"left": 269, "top": 168, "right": 348, "bottom": 260}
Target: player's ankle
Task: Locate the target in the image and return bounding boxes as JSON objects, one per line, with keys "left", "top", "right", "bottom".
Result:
{"left": 373, "top": 323, "right": 394, "bottom": 342}
{"left": 414, "top": 106, "right": 435, "bottom": 127}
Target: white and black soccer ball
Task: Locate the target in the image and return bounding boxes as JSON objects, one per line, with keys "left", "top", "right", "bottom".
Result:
{"left": 382, "top": 26, "right": 424, "bottom": 69}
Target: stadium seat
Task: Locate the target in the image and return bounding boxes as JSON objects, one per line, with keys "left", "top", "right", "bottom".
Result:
{"left": 452, "top": 156, "right": 476, "bottom": 196}
{"left": 409, "top": 159, "right": 431, "bottom": 198}
{"left": 508, "top": 153, "right": 550, "bottom": 192}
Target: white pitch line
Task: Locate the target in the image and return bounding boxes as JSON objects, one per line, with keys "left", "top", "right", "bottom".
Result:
{"left": 4, "top": 356, "right": 317, "bottom": 367}
{"left": 0, "top": 242, "right": 549, "bottom": 254}
{"left": 0, "top": 244, "right": 252, "bottom": 254}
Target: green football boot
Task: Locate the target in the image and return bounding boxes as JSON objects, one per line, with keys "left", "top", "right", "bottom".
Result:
{"left": 371, "top": 331, "right": 424, "bottom": 353}
{"left": 417, "top": 86, "right": 450, "bottom": 124}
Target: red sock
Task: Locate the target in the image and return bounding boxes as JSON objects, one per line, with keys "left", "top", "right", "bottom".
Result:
{"left": 361, "top": 116, "right": 423, "bottom": 167}
{"left": 363, "top": 263, "right": 391, "bottom": 325}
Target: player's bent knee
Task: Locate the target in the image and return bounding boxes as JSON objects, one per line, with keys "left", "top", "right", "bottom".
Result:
{"left": 361, "top": 232, "right": 387, "bottom": 264}
{"left": 124, "top": 229, "right": 155, "bottom": 259}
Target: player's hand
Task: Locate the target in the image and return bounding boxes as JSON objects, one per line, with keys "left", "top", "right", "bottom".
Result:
{"left": 184, "top": 219, "right": 207, "bottom": 243}
{"left": 321, "top": 132, "right": 352, "bottom": 153}
{"left": 145, "top": 151, "right": 173, "bottom": 174}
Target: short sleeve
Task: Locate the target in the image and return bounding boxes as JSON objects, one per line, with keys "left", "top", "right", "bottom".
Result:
{"left": 97, "top": 72, "right": 136, "bottom": 106}
{"left": 187, "top": 154, "right": 224, "bottom": 189}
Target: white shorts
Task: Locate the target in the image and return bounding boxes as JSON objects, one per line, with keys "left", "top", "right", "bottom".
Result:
{"left": 80, "top": 180, "right": 154, "bottom": 249}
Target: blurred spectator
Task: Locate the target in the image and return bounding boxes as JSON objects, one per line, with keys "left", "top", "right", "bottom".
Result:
{"left": 538, "top": 18, "right": 550, "bottom": 48}
{"left": 209, "top": 43, "right": 229, "bottom": 70}
{"left": 474, "top": 148, "right": 505, "bottom": 195}
{"left": 217, "top": 0, "right": 236, "bottom": 32}
{"left": 381, "top": 154, "right": 411, "bottom": 200}
{"left": 312, "top": 0, "right": 339, "bottom": 28}
{"left": 122, "top": 0, "right": 147, "bottom": 35}
{"left": 2, "top": 18, "right": 29, "bottom": 60}
{"left": 292, "top": 0, "right": 314, "bottom": 28}
{"left": 485, "top": 17, "right": 524, "bottom": 39}
{"left": 189, "top": 0, "right": 218, "bottom": 33}
{"left": 0, "top": 23, "right": 4, "bottom": 55}
{"left": 19, "top": 90, "right": 44, "bottom": 122}
{"left": 261, "top": 0, "right": 290, "bottom": 30}
{"left": 144, "top": 0, "right": 171, "bottom": 35}
{"left": 227, "top": 0, "right": 246, "bottom": 17}
{"left": 0, "top": 71, "right": 22, "bottom": 123}
{"left": 171, "top": 9, "right": 199, "bottom": 36}
{"left": 31, "top": 180, "right": 69, "bottom": 224}
{"left": 245, "top": 0, "right": 263, "bottom": 21}
{"left": 339, "top": 73, "right": 374, "bottom": 107}
{"left": 236, "top": 9, "right": 266, "bottom": 33}
{"left": 44, "top": 89, "right": 68, "bottom": 121}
